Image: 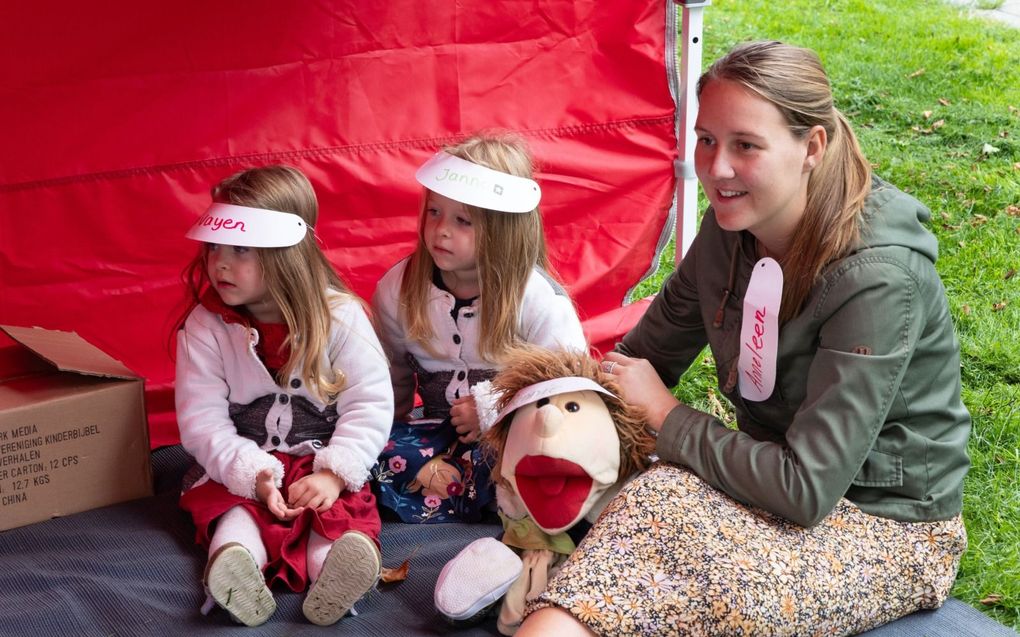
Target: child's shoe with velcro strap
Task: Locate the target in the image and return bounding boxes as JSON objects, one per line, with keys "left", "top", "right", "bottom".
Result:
{"left": 204, "top": 542, "right": 276, "bottom": 627}
{"left": 302, "top": 530, "right": 381, "bottom": 626}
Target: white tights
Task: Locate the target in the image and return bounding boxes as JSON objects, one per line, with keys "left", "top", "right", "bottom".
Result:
{"left": 209, "top": 506, "right": 333, "bottom": 584}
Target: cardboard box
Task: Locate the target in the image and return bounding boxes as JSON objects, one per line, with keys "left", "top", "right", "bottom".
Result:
{"left": 0, "top": 325, "right": 152, "bottom": 532}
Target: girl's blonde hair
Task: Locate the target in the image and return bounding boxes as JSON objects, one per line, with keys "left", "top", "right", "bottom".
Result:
{"left": 698, "top": 41, "right": 872, "bottom": 322}
{"left": 177, "top": 165, "right": 351, "bottom": 402}
{"left": 400, "top": 133, "right": 553, "bottom": 362}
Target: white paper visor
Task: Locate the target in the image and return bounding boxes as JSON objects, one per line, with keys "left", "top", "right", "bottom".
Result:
{"left": 415, "top": 152, "right": 541, "bottom": 213}
{"left": 185, "top": 203, "right": 308, "bottom": 248}
{"left": 493, "top": 377, "right": 616, "bottom": 425}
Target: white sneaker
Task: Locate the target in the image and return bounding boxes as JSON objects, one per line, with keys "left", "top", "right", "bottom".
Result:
{"left": 435, "top": 537, "right": 523, "bottom": 622}
{"left": 204, "top": 542, "right": 276, "bottom": 627}
{"left": 302, "top": 531, "right": 381, "bottom": 626}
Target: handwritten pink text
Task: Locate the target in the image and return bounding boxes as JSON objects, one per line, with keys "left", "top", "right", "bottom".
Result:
{"left": 195, "top": 214, "right": 246, "bottom": 233}
{"left": 742, "top": 305, "right": 767, "bottom": 393}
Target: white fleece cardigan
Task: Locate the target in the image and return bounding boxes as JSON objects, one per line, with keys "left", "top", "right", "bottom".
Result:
{"left": 175, "top": 291, "right": 393, "bottom": 499}
{"left": 372, "top": 258, "right": 587, "bottom": 424}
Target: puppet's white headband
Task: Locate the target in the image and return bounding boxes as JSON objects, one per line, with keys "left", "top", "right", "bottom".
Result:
{"left": 185, "top": 203, "right": 308, "bottom": 248}
{"left": 415, "top": 151, "right": 541, "bottom": 213}
{"left": 494, "top": 377, "right": 616, "bottom": 425}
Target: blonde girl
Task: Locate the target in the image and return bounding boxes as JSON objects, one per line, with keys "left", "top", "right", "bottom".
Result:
{"left": 175, "top": 165, "right": 393, "bottom": 627}
{"left": 372, "top": 133, "right": 587, "bottom": 523}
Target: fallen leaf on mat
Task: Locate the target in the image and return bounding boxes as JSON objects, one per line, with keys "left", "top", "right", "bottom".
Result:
{"left": 380, "top": 544, "right": 421, "bottom": 583}
{"left": 380, "top": 560, "right": 411, "bottom": 583}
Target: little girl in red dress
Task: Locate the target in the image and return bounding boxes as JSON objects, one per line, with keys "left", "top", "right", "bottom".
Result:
{"left": 174, "top": 165, "right": 393, "bottom": 626}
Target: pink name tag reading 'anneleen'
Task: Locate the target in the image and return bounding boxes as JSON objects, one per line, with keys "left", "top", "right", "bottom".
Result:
{"left": 738, "top": 257, "right": 783, "bottom": 402}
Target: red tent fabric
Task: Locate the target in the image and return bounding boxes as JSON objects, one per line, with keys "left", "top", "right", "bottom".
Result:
{"left": 1, "top": 2, "right": 680, "bottom": 447}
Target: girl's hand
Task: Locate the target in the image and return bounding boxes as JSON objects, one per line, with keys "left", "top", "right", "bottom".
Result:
{"left": 287, "top": 469, "right": 345, "bottom": 512}
{"left": 256, "top": 468, "right": 304, "bottom": 521}
{"left": 451, "top": 395, "right": 481, "bottom": 443}
{"left": 601, "top": 352, "right": 679, "bottom": 433}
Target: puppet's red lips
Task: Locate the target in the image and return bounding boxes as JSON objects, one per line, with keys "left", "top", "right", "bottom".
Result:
{"left": 514, "top": 455, "right": 593, "bottom": 531}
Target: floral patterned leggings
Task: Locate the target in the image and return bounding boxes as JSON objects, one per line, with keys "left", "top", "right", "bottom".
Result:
{"left": 372, "top": 418, "right": 494, "bottom": 523}
{"left": 531, "top": 463, "right": 966, "bottom": 636}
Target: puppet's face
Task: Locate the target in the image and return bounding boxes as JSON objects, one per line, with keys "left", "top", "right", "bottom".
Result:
{"left": 501, "top": 389, "right": 620, "bottom": 535}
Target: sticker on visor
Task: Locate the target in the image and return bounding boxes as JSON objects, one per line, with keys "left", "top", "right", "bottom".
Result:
{"left": 494, "top": 377, "right": 616, "bottom": 425}
{"left": 185, "top": 203, "right": 307, "bottom": 248}
{"left": 415, "top": 152, "right": 541, "bottom": 213}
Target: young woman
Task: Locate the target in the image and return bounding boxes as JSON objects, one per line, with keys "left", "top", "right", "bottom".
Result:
{"left": 519, "top": 41, "right": 970, "bottom": 637}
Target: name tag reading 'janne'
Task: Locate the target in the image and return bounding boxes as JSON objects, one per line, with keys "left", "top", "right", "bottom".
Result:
{"left": 738, "top": 258, "right": 782, "bottom": 402}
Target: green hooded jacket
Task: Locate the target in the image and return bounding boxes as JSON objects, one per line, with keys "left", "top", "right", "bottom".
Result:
{"left": 620, "top": 177, "right": 970, "bottom": 527}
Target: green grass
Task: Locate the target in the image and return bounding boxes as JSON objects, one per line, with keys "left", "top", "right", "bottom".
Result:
{"left": 977, "top": 0, "right": 1006, "bottom": 10}
{"left": 635, "top": 0, "right": 1020, "bottom": 628}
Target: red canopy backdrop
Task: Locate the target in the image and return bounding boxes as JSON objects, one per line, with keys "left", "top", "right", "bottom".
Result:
{"left": 1, "top": 2, "right": 683, "bottom": 448}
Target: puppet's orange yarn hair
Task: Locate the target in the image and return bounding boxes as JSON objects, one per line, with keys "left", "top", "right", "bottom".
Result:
{"left": 481, "top": 346, "right": 656, "bottom": 487}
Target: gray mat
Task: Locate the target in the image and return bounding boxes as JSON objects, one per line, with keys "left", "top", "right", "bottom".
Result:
{"left": 863, "top": 598, "right": 1017, "bottom": 637}
{"left": 0, "top": 445, "right": 1013, "bottom": 636}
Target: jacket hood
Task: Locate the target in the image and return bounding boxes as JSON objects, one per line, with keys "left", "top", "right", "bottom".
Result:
{"left": 856, "top": 176, "right": 938, "bottom": 264}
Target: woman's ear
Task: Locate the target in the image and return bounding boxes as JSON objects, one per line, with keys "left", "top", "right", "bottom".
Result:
{"left": 804, "top": 124, "right": 828, "bottom": 173}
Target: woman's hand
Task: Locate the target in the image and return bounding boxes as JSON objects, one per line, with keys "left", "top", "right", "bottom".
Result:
{"left": 451, "top": 395, "right": 481, "bottom": 444}
{"left": 255, "top": 468, "right": 304, "bottom": 521}
{"left": 287, "top": 469, "right": 346, "bottom": 512}
{"left": 601, "top": 352, "right": 679, "bottom": 433}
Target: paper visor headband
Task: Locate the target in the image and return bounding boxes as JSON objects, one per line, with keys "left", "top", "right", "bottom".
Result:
{"left": 415, "top": 152, "right": 541, "bottom": 213}
{"left": 185, "top": 203, "right": 308, "bottom": 248}
{"left": 493, "top": 376, "right": 617, "bottom": 425}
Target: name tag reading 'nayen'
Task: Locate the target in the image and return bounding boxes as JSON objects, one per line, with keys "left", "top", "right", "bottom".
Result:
{"left": 738, "top": 258, "right": 783, "bottom": 402}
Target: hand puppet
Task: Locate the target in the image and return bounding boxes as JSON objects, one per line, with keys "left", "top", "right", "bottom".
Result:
{"left": 433, "top": 347, "right": 655, "bottom": 634}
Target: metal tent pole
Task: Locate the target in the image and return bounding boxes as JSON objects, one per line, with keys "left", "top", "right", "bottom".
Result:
{"left": 674, "top": 0, "right": 709, "bottom": 263}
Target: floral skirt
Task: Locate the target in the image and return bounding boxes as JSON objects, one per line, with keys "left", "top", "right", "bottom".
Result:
{"left": 531, "top": 463, "right": 967, "bottom": 636}
{"left": 372, "top": 419, "right": 495, "bottom": 523}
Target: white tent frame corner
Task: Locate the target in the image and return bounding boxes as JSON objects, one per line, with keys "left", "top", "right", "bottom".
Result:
{"left": 675, "top": 0, "right": 709, "bottom": 262}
